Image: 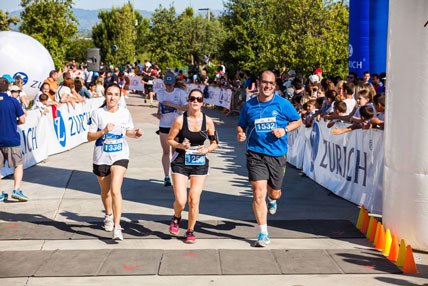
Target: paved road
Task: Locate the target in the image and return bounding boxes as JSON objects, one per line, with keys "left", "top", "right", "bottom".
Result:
{"left": 1, "top": 93, "right": 427, "bottom": 285}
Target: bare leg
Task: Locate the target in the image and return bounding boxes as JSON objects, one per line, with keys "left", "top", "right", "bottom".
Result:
{"left": 171, "top": 174, "right": 189, "bottom": 217}
{"left": 251, "top": 180, "right": 268, "bottom": 225}
{"left": 14, "top": 164, "right": 23, "bottom": 190}
{"left": 110, "top": 165, "right": 127, "bottom": 225}
{"left": 159, "top": 133, "right": 171, "bottom": 177}
{"left": 97, "top": 175, "right": 112, "bottom": 215}
{"left": 187, "top": 176, "right": 206, "bottom": 230}
{"left": 267, "top": 185, "right": 281, "bottom": 200}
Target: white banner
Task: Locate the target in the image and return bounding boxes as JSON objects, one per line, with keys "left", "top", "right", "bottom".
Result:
{"left": 286, "top": 124, "right": 307, "bottom": 169}
{"left": 1, "top": 98, "right": 105, "bottom": 178}
{"left": 153, "top": 79, "right": 165, "bottom": 93}
{"left": 287, "top": 120, "right": 384, "bottom": 214}
{"left": 128, "top": 76, "right": 145, "bottom": 91}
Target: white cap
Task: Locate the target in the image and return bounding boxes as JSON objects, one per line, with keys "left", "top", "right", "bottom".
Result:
{"left": 309, "top": 74, "right": 320, "bottom": 83}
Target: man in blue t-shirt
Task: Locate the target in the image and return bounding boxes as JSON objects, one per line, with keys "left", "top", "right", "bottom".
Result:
{"left": 237, "top": 70, "right": 302, "bottom": 247}
{"left": 0, "top": 77, "right": 28, "bottom": 202}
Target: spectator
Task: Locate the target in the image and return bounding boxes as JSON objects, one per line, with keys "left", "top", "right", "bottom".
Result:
{"left": 346, "top": 72, "right": 358, "bottom": 85}
{"left": 9, "top": 86, "right": 27, "bottom": 115}
{"left": 331, "top": 105, "right": 374, "bottom": 135}
{"left": 341, "top": 82, "right": 356, "bottom": 115}
{"left": 363, "top": 71, "right": 371, "bottom": 84}
{"left": 75, "top": 78, "right": 92, "bottom": 99}
{"left": 54, "top": 77, "right": 80, "bottom": 108}
{"left": 371, "top": 73, "right": 383, "bottom": 94}
{"left": 0, "top": 77, "right": 28, "bottom": 202}
{"left": 327, "top": 101, "right": 347, "bottom": 128}
{"left": 88, "top": 83, "right": 97, "bottom": 97}
{"left": 371, "top": 93, "right": 385, "bottom": 128}
{"left": 314, "top": 68, "right": 323, "bottom": 81}
{"left": 13, "top": 77, "right": 29, "bottom": 109}
{"left": 95, "top": 78, "right": 105, "bottom": 97}
{"left": 32, "top": 82, "right": 61, "bottom": 111}
{"left": 302, "top": 98, "right": 317, "bottom": 128}
{"left": 290, "top": 78, "right": 304, "bottom": 105}
{"left": 33, "top": 93, "right": 50, "bottom": 115}
{"left": 351, "top": 89, "right": 377, "bottom": 124}
{"left": 44, "top": 70, "right": 59, "bottom": 100}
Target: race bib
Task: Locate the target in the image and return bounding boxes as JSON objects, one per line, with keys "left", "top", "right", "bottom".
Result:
{"left": 160, "top": 103, "right": 176, "bottom": 114}
{"left": 185, "top": 148, "right": 206, "bottom": 165}
{"left": 148, "top": 80, "right": 154, "bottom": 85}
{"left": 255, "top": 117, "right": 277, "bottom": 132}
{"left": 103, "top": 134, "right": 123, "bottom": 153}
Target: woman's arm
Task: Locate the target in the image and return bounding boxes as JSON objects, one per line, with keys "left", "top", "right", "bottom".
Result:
{"left": 198, "top": 116, "right": 218, "bottom": 155}
{"left": 126, "top": 128, "right": 143, "bottom": 138}
{"left": 87, "top": 123, "right": 114, "bottom": 142}
{"left": 167, "top": 116, "right": 189, "bottom": 150}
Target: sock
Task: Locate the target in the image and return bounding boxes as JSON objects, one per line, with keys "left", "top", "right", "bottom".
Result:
{"left": 173, "top": 215, "right": 181, "bottom": 222}
{"left": 105, "top": 213, "right": 112, "bottom": 218}
{"left": 268, "top": 197, "right": 276, "bottom": 204}
{"left": 258, "top": 224, "right": 268, "bottom": 234}
{"left": 114, "top": 224, "right": 121, "bottom": 229}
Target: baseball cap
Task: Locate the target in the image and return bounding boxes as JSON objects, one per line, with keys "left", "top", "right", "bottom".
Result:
{"left": 2, "top": 74, "right": 15, "bottom": 83}
{"left": 288, "top": 70, "right": 296, "bottom": 77}
{"left": 309, "top": 74, "right": 320, "bottom": 83}
{"left": 10, "top": 85, "right": 21, "bottom": 91}
{"left": 164, "top": 73, "right": 175, "bottom": 85}
{"left": 314, "top": 68, "right": 323, "bottom": 74}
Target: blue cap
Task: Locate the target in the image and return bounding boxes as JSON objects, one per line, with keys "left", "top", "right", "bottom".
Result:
{"left": 2, "top": 74, "right": 15, "bottom": 83}
{"left": 163, "top": 73, "right": 175, "bottom": 85}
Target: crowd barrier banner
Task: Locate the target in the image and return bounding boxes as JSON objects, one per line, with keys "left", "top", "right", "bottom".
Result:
{"left": 287, "top": 120, "right": 384, "bottom": 214}
{"left": 1, "top": 98, "right": 105, "bottom": 178}
{"left": 128, "top": 76, "right": 145, "bottom": 92}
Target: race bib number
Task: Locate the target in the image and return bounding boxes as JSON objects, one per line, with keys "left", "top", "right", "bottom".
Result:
{"left": 255, "top": 117, "right": 277, "bottom": 132}
{"left": 185, "top": 149, "right": 206, "bottom": 165}
{"left": 161, "top": 103, "right": 176, "bottom": 114}
{"left": 103, "top": 134, "right": 123, "bottom": 153}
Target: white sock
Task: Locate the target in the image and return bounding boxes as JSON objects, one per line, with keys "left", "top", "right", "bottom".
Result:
{"left": 114, "top": 224, "right": 121, "bottom": 229}
{"left": 268, "top": 197, "right": 276, "bottom": 204}
{"left": 258, "top": 224, "right": 268, "bottom": 234}
{"left": 105, "top": 214, "right": 112, "bottom": 218}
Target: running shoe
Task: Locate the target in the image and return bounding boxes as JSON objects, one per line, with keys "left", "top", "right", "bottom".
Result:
{"left": 169, "top": 216, "right": 181, "bottom": 235}
{"left": 104, "top": 214, "right": 114, "bottom": 232}
{"left": 11, "top": 190, "right": 28, "bottom": 202}
{"left": 185, "top": 229, "right": 196, "bottom": 244}
{"left": 254, "top": 232, "right": 270, "bottom": 247}
{"left": 0, "top": 192, "right": 7, "bottom": 202}
{"left": 144, "top": 98, "right": 147, "bottom": 103}
{"left": 164, "top": 176, "right": 171, "bottom": 187}
{"left": 113, "top": 226, "right": 124, "bottom": 241}
{"left": 268, "top": 201, "right": 277, "bottom": 215}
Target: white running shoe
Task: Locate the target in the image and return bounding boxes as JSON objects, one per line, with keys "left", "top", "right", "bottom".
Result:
{"left": 113, "top": 226, "right": 124, "bottom": 241}
{"left": 104, "top": 215, "right": 114, "bottom": 232}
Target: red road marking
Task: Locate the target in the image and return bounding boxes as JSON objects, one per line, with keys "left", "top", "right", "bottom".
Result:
{"left": 360, "top": 265, "right": 375, "bottom": 269}
{"left": 184, "top": 252, "right": 198, "bottom": 257}
{"left": 141, "top": 231, "right": 153, "bottom": 236}
{"left": 123, "top": 265, "right": 139, "bottom": 270}
{"left": 5, "top": 224, "right": 18, "bottom": 228}
{"left": 332, "top": 231, "right": 344, "bottom": 235}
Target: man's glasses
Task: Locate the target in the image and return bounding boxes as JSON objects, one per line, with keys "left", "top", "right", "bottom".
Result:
{"left": 188, "top": 96, "right": 203, "bottom": 103}
{"left": 261, "top": 80, "right": 275, "bottom": 86}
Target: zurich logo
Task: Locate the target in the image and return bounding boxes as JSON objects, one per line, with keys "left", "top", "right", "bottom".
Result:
{"left": 13, "top": 72, "right": 29, "bottom": 85}
{"left": 309, "top": 122, "right": 320, "bottom": 172}
{"left": 272, "top": 110, "right": 278, "bottom": 117}
{"left": 53, "top": 110, "right": 67, "bottom": 147}
{"left": 348, "top": 44, "right": 353, "bottom": 58}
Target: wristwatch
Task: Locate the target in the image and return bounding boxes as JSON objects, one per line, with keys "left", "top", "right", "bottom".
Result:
{"left": 285, "top": 127, "right": 289, "bottom": 134}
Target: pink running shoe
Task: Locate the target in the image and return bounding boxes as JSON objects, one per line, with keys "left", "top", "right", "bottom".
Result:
{"left": 185, "top": 229, "right": 196, "bottom": 244}
{"left": 169, "top": 216, "right": 181, "bottom": 235}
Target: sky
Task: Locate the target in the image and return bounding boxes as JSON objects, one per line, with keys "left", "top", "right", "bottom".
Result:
{"left": 0, "top": 0, "right": 224, "bottom": 13}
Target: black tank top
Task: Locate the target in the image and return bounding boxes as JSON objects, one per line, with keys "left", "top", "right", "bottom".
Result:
{"left": 177, "top": 112, "right": 207, "bottom": 154}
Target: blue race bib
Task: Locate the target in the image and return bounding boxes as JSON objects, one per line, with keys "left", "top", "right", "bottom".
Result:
{"left": 102, "top": 134, "right": 123, "bottom": 153}
{"left": 185, "top": 149, "right": 206, "bottom": 165}
{"left": 254, "top": 117, "right": 277, "bottom": 132}
{"left": 161, "top": 103, "right": 176, "bottom": 114}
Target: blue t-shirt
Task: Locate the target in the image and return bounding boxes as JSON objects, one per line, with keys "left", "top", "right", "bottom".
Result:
{"left": 238, "top": 95, "right": 300, "bottom": 156}
{"left": 0, "top": 92, "right": 24, "bottom": 147}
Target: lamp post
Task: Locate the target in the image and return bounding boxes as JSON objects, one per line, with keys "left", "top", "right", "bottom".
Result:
{"left": 198, "top": 8, "right": 211, "bottom": 21}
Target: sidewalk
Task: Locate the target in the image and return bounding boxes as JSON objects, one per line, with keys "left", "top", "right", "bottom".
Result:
{"left": 0, "top": 93, "right": 427, "bottom": 285}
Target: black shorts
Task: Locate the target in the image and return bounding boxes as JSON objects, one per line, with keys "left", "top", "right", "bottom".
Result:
{"left": 145, "top": 85, "right": 153, "bottom": 94}
{"left": 246, "top": 150, "right": 287, "bottom": 190}
{"left": 171, "top": 153, "right": 209, "bottom": 178}
{"left": 157, "top": 127, "right": 170, "bottom": 134}
{"left": 93, "top": 159, "right": 129, "bottom": 177}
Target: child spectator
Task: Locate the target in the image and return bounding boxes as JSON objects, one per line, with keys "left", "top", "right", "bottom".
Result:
{"left": 13, "top": 77, "right": 29, "bottom": 109}
{"left": 371, "top": 93, "right": 385, "bottom": 128}
{"left": 88, "top": 83, "right": 97, "bottom": 97}
{"left": 351, "top": 89, "right": 377, "bottom": 123}
{"left": 327, "top": 101, "right": 347, "bottom": 128}
{"left": 303, "top": 99, "right": 317, "bottom": 127}
{"left": 331, "top": 105, "right": 374, "bottom": 135}
{"left": 33, "top": 93, "right": 50, "bottom": 115}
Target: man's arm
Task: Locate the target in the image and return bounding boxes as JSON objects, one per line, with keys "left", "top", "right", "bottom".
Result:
{"left": 17, "top": 114, "right": 25, "bottom": 125}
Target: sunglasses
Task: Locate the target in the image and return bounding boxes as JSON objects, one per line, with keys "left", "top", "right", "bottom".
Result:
{"left": 188, "top": 96, "right": 203, "bottom": 103}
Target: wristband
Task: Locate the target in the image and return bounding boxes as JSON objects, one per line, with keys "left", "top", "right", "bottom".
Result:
{"left": 285, "top": 127, "right": 289, "bottom": 134}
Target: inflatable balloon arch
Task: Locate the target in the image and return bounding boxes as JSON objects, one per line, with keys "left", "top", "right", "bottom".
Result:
{"left": 0, "top": 0, "right": 427, "bottom": 251}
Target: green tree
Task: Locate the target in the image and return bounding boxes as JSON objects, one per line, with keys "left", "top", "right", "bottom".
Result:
{"left": 0, "top": 10, "right": 20, "bottom": 31}
{"left": 65, "top": 38, "right": 95, "bottom": 62}
{"left": 92, "top": 3, "right": 147, "bottom": 66}
{"left": 19, "top": 0, "right": 78, "bottom": 68}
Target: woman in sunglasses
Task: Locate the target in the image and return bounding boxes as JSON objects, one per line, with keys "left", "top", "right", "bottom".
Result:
{"left": 166, "top": 89, "right": 218, "bottom": 243}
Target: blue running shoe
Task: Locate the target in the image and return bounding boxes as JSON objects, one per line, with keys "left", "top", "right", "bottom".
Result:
{"left": 0, "top": 191, "right": 7, "bottom": 202}
{"left": 268, "top": 201, "right": 277, "bottom": 215}
{"left": 254, "top": 232, "right": 270, "bottom": 247}
{"left": 12, "top": 190, "right": 28, "bottom": 202}
{"left": 164, "top": 176, "right": 171, "bottom": 187}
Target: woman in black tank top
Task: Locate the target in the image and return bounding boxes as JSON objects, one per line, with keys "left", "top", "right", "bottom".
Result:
{"left": 166, "top": 89, "right": 218, "bottom": 244}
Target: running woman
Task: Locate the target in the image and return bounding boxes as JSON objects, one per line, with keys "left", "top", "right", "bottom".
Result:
{"left": 237, "top": 70, "right": 302, "bottom": 247}
{"left": 156, "top": 73, "right": 188, "bottom": 186}
{"left": 87, "top": 83, "right": 143, "bottom": 241}
{"left": 167, "top": 89, "right": 218, "bottom": 243}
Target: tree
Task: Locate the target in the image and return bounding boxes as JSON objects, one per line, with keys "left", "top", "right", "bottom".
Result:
{"left": 0, "top": 10, "right": 20, "bottom": 31}
{"left": 19, "top": 0, "right": 78, "bottom": 68}
{"left": 65, "top": 38, "right": 95, "bottom": 63}
{"left": 92, "top": 3, "right": 147, "bottom": 66}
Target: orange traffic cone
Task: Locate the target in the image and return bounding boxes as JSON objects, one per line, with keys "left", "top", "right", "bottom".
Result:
{"left": 396, "top": 239, "right": 407, "bottom": 267}
{"left": 369, "top": 218, "right": 378, "bottom": 243}
{"left": 356, "top": 205, "right": 365, "bottom": 230}
{"left": 387, "top": 234, "right": 399, "bottom": 262}
{"left": 382, "top": 229, "right": 392, "bottom": 256}
{"left": 366, "top": 216, "right": 374, "bottom": 239}
{"left": 361, "top": 210, "right": 370, "bottom": 234}
{"left": 375, "top": 224, "right": 385, "bottom": 251}
{"left": 402, "top": 245, "right": 419, "bottom": 274}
